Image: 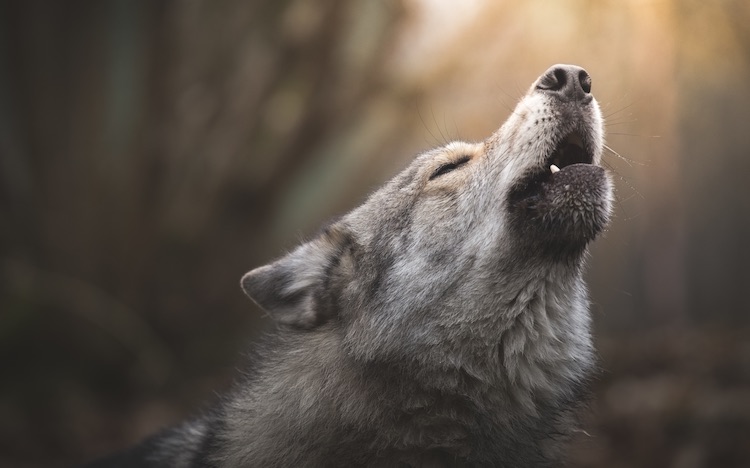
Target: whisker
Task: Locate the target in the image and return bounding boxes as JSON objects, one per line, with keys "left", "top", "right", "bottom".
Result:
{"left": 491, "top": 81, "right": 519, "bottom": 112}
{"left": 599, "top": 160, "right": 643, "bottom": 222}
{"left": 606, "top": 132, "right": 660, "bottom": 138}
{"left": 617, "top": 192, "right": 642, "bottom": 204}
{"left": 417, "top": 104, "right": 442, "bottom": 147}
{"left": 604, "top": 119, "right": 639, "bottom": 127}
{"left": 604, "top": 144, "right": 646, "bottom": 167}
{"left": 606, "top": 134, "right": 640, "bottom": 141}
{"left": 602, "top": 100, "right": 635, "bottom": 119}
{"left": 431, "top": 106, "right": 449, "bottom": 144}
{"left": 602, "top": 158, "right": 645, "bottom": 202}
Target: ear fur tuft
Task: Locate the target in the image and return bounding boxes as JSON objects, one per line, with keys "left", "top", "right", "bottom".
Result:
{"left": 240, "top": 228, "right": 351, "bottom": 328}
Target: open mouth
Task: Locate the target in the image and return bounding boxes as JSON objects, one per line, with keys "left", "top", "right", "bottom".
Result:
{"left": 547, "top": 132, "right": 592, "bottom": 174}
{"left": 506, "top": 127, "right": 611, "bottom": 250}
{"left": 509, "top": 131, "right": 595, "bottom": 203}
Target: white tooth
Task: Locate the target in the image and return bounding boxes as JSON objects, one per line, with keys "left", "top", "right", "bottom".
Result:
{"left": 550, "top": 164, "right": 560, "bottom": 173}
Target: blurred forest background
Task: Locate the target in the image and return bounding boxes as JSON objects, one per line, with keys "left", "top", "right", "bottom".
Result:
{"left": 1, "top": 0, "right": 749, "bottom": 467}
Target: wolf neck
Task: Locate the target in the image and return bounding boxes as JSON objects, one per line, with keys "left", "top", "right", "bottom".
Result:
{"left": 412, "top": 257, "right": 593, "bottom": 411}
{"left": 220, "top": 262, "right": 594, "bottom": 464}
{"left": 496, "top": 259, "right": 593, "bottom": 400}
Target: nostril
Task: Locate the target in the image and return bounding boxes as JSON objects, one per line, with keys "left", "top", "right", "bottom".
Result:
{"left": 552, "top": 68, "right": 568, "bottom": 91}
{"left": 536, "top": 64, "right": 592, "bottom": 101}
{"left": 537, "top": 67, "right": 568, "bottom": 92}
{"left": 579, "top": 70, "right": 591, "bottom": 94}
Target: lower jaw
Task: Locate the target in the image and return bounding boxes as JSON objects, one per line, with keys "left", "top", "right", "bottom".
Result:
{"left": 507, "top": 164, "right": 611, "bottom": 256}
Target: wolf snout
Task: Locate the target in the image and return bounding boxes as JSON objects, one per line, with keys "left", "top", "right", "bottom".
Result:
{"left": 536, "top": 64, "right": 592, "bottom": 103}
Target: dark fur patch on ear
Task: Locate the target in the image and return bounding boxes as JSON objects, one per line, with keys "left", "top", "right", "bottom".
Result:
{"left": 240, "top": 226, "right": 354, "bottom": 329}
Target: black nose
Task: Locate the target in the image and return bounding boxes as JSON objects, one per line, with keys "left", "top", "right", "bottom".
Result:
{"left": 536, "top": 64, "right": 592, "bottom": 102}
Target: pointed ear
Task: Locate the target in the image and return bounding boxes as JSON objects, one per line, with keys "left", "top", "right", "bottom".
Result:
{"left": 240, "top": 228, "right": 351, "bottom": 328}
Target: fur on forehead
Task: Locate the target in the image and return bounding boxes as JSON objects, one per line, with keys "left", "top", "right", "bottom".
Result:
{"left": 238, "top": 141, "right": 485, "bottom": 329}
{"left": 414, "top": 141, "right": 485, "bottom": 177}
{"left": 240, "top": 227, "right": 351, "bottom": 328}
{"left": 429, "top": 140, "right": 484, "bottom": 160}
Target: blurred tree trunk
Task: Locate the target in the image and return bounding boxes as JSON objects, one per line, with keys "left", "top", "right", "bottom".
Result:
{"left": 676, "top": 0, "right": 750, "bottom": 323}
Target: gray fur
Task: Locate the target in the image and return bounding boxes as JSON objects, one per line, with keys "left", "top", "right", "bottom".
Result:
{"left": 87, "top": 64, "right": 613, "bottom": 467}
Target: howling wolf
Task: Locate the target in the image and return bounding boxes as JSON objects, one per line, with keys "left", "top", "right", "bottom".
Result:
{"left": 86, "top": 64, "right": 613, "bottom": 467}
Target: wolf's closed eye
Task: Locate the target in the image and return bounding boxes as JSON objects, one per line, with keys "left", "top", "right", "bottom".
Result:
{"left": 429, "top": 155, "right": 470, "bottom": 180}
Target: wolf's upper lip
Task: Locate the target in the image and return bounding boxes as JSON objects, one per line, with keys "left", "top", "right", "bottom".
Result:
{"left": 546, "top": 132, "right": 592, "bottom": 173}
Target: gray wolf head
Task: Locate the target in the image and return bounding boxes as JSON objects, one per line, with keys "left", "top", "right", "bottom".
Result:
{"left": 240, "top": 64, "right": 612, "bottom": 390}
